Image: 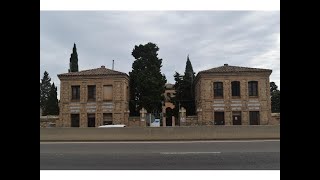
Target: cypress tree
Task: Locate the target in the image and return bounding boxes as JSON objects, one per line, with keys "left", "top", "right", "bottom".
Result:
{"left": 40, "top": 71, "right": 51, "bottom": 115}
{"left": 45, "top": 83, "right": 60, "bottom": 115}
{"left": 69, "top": 43, "right": 79, "bottom": 72}
{"left": 172, "top": 55, "right": 196, "bottom": 116}
{"left": 270, "top": 82, "right": 280, "bottom": 113}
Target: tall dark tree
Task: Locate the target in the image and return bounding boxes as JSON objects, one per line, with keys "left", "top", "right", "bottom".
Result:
{"left": 183, "top": 55, "right": 196, "bottom": 115}
{"left": 171, "top": 72, "right": 183, "bottom": 118}
{"left": 270, "top": 82, "right": 280, "bottom": 113}
{"left": 69, "top": 43, "right": 79, "bottom": 72}
{"left": 172, "top": 55, "right": 196, "bottom": 116}
{"left": 270, "top": 82, "right": 278, "bottom": 92}
{"left": 129, "top": 42, "right": 167, "bottom": 115}
{"left": 40, "top": 71, "right": 51, "bottom": 115}
{"left": 44, "top": 83, "right": 60, "bottom": 115}
{"left": 184, "top": 55, "right": 196, "bottom": 83}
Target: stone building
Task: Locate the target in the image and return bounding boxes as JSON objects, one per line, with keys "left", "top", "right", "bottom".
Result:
{"left": 194, "top": 64, "right": 272, "bottom": 125}
{"left": 162, "top": 83, "right": 176, "bottom": 126}
{"left": 57, "top": 65, "right": 130, "bottom": 127}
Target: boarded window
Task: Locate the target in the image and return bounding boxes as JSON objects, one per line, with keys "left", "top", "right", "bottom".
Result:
{"left": 88, "top": 85, "right": 96, "bottom": 101}
{"left": 214, "top": 82, "right": 223, "bottom": 97}
{"left": 214, "top": 112, "right": 225, "bottom": 125}
{"left": 71, "top": 114, "right": 80, "bottom": 127}
{"left": 249, "top": 111, "right": 260, "bottom": 125}
{"left": 248, "top": 81, "right": 258, "bottom": 96}
{"left": 103, "top": 113, "right": 113, "bottom": 125}
{"left": 103, "top": 85, "right": 113, "bottom": 101}
{"left": 231, "top": 81, "right": 240, "bottom": 97}
{"left": 71, "top": 86, "right": 80, "bottom": 100}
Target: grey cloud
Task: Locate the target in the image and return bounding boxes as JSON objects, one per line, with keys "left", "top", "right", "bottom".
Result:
{"left": 41, "top": 11, "right": 280, "bottom": 98}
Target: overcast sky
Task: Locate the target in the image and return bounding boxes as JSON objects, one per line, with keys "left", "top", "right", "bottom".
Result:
{"left": 40, "top": 11, "right": 280, "bottom": 98}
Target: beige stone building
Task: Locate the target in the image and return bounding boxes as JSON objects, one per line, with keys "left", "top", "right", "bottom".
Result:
{"left": 57, "top": 66, "right": 130, "bottom": 127}
{"left": 162, "top": 83, "right": 176, "bottom": 126}
{"left": 194, "top": 64, "right": 272, "bottom": 125}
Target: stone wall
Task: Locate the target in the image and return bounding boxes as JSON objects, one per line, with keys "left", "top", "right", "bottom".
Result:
{"left": 40, "top": 116, "right": 59, "bottom": 128}
{"left": 128, "top": 116, "right": 146, "bottom": 127}
{"left": 185, "top": 116, "right": 199, "bottom": 126}
{"left": 40, "top": 125, "right": 280, "bottom": 141}
{"left": 270, "top": 113, "right": 280, "bottom": 125}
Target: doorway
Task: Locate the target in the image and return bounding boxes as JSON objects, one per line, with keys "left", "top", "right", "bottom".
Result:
{"left": 232, "top": 111, "right": 242, "bottom": 125}
{"left": 166, "top": 107, "right": 173, "bottom": 126}
{"left": 71, "top": 114, "right": 80, "bottom": 127}
{"left": 87, "top": 113, "right": 96, "bottom": 127}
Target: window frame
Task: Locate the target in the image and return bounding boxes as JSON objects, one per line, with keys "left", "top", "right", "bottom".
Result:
{"left": 103, "top": 85, "right": 113, "bottom": 101}
{"left": 71, "top": 85, "right": 80, "bottom": 100}
{"left": 248, "top": 81, "right": 258, "bottom": 97}
{"left": 71, "top": 114, "right": 80, "bottom": 127}
{"left": 214, "top": 111, "right": 225, "bottom": 125}
{"left": 231, "top": 81, "right": 241, "bottom": 97}
{"left": 249, "top": 111, "right": 260, "bottom": 125}
{"left": 87, "top": 85, "right": 96, "bottom": 101}
{"left": 214, "top": 82, "right": 224, "bottom": 98}
{"left": 103, "top": 113, "right": 113, "bottom": 125}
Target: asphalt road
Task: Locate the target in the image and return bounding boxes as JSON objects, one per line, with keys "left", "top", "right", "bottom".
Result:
{"left": 40, "top": 140, "right": 280, "bottom": 170}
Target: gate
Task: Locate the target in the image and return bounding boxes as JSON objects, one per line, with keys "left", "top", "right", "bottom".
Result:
{"left": 146, "top": 111, "right": 162, "bottom": 127}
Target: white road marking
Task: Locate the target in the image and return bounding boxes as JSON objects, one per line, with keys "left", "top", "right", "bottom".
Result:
{"left": 40, "top": 139, "right": 279, "bottom": 144}
{"left": 160, "top": 152, "right": 221, "bottom": 154}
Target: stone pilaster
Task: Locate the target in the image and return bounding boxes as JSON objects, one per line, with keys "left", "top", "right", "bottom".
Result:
{"left": 242, "top": 111, "right": 249, "bottom": 125}
{"left": 225, "top": 111, "right": 232, "bottom": 125}
{"left": 80, "top": 113, "right": 87, "bottom": 127}
{"left": 96, "top": 113, "right": 103, "bottom": 127}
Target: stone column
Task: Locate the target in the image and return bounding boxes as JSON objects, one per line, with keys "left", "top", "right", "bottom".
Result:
{"left": 162, "top": 106, "right": 166, "bottom": 127}
{"left": 179, "top": 107, "right": 187, "bottom": 126}
{"left": 197, "top": 107, "right": 203, "bottom": 125}
{"left": 139, "top": 108, "right": 147, "bottom": 127}
{"left": 172, "top": 116, "right": 175, "bottom": 127}
{"left": 124, "top": 110, "right": 130, "bottom": 126}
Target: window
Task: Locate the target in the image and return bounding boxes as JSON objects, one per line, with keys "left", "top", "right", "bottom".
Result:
{"left": 231, "top": 81, "right": 240, "bottom": 97}
{"left": 88, "top": 85, "right": 96, "bottom": 101}
{"left": 71, "top": 114, "right": 80, "bottom": 127}
{"left": 87, "top": 113, "right": 95, "bottom": 127}
{"left": 214, "top": 112, "right": 225, "bottom": 125}
{"left": 214, "top": 82, "right": 223, "bottom": 97}
{"left": 248, "top": 81, "right": 258, "bottom": 96}
{"left": 103, "top": 85, "right": 113, "bottom": 101}
{"left": 71, "top": 86, "right": 80, "bottom": 100}
{"left": 249, "top": 111, "right": 260, "bottom": 125}
{"left": 103, "top": 113, "right": 113, "bottom": 125}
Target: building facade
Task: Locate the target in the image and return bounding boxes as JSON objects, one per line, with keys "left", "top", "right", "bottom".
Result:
{"left": 57, "top": 66, "right": 130, "bottom": 127}
{"left": 194, "top": 64, "right": 272, "bottom": 125}
{"left": 162, "top": 83, "right": 176, "bottom": 126}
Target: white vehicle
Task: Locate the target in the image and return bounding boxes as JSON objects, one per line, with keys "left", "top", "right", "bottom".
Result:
{"left": 98, "top": 124, "right": 126, "bottom": 128}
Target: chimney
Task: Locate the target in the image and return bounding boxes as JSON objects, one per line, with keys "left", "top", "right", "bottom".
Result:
{"left": 224, "top": 64, "right": 228, "bottom": 66}
{"left": 112, "top": 60, "right": 114, "bottom": 70}
{"left": 101, "top": 65, "right": 105, "bottom": 68}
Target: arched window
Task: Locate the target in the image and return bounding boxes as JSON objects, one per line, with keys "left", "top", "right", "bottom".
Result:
{"left": 248, "top": 81, "right": 258, "bottom": 96}
{"left": 231, "top": 81, "right": 240, "bottom": 97}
